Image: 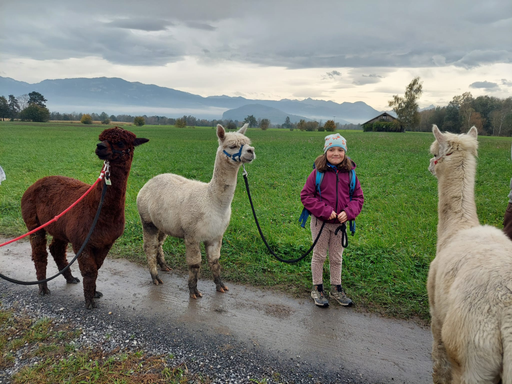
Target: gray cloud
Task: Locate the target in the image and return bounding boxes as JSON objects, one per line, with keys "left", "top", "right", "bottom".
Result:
{"left": 502, "top": 79, "right": 512, "bottom": 87}
{"left": 185, "top": 21, "right": 216, "bottom": 31}
{"left": 106, "top": 18, "right": 174, "bottom": 31}
{"left": 353, "top": 74, "right": 384, "bottom": 86}
{"left": 323, "top": 70, "right": 342, "bottom": 80}
{"left": 469, "top": 81, "right": 500, "bottom": 91}
{"left": 0, "top": 0, "right": 511, "bottom": 70}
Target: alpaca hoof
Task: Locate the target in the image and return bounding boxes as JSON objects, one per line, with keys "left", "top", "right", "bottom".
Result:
{"left": 66, "top": 276, "right": 80, "bottom": 284}
{"left": 151, "top": 276, "right": 164, "bottom": 285}
{"left": 85, "top": 300, "right": 98, "bottom": 310}
{"left": 160, "top": 264, "right": 172, "bottom": 272}
{"left": 94, "top": 291, "right": 103, "bottom": 298}
{"left": 216, "top": 282, "right": 229, "bottom": 293}
{"left": 39, "top": 287, "right": 51, "bottom": 296}
{"left": 189, "top": 288, "right": 203, "bottom": 299}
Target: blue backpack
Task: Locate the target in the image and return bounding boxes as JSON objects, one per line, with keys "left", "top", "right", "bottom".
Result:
{"left": 299, "top": 167, "right": 357, "bottom": 235}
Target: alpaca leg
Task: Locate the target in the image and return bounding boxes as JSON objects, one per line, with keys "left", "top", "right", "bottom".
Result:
{"left": 431, "top": 315, "right": 452, "bottom": 384}
{"left": 49, "top": 238, "right": 80, "bottom": 284}
{"left": 157, "top": 231, "right": 171, "bottom": 272}
{"left": 185, "top": 238, "right": 202, "bottom": 299}
{"left": 77, "top": 250, "right": 99, "bottom": 309}
{"left": 30, "top": 231, "right": 50, "bottom": 295}
{"left": 142, "top": 221, "right": 164, "bottom": 285}
{"left": 205, "top": 239, "right": 228, "bottom": 293}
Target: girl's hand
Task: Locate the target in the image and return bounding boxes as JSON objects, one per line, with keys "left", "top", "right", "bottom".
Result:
{"left": 338, "top": 211, "right": 348, "bottom": 223}
{"left": 328, "top": 211, "right": 337, "bottom": 220}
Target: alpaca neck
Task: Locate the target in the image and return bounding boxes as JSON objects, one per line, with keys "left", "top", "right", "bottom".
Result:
{"left": 95, "top": 160, "right": 132, "bottom": 212}
{"left": 436, "top": 155, "right": 480, "bottom": 252}
{"left": 208, "top": 150, "right": 241, "bottom": 209}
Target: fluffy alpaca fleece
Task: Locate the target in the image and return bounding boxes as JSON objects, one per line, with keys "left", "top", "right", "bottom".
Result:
{"left": 137, "top": 124, "right": 255, "bottom": 298}
{"left": 427, "top": 125, "right": 512, "bottom": 383}
{"left": 21, "top": 127, "right": 149, "bottom": 309}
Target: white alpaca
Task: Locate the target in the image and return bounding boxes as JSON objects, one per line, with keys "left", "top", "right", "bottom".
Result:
{"left": 427, "top": 125, "right": 512, "bottom": 384}
{"left": 136, "top": 124, "right": 255, "bottom": 298}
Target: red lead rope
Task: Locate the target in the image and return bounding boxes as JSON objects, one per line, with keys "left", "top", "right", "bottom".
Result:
{"left": 0, "top": 162, "right": 109, "bottom": 248}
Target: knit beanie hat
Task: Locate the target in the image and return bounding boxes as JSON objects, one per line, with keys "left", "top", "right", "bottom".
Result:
{"left": 323, "top": 133, "right": 347, "bottom": 153}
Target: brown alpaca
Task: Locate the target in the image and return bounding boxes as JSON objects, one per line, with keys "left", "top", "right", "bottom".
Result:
{"left": 21, "top": 127, "right": 148, "bottom": 309}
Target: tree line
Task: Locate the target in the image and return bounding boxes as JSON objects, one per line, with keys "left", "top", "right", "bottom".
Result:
{"left": 388, "top": 77, "right": 512, "bottom": 135}
{"left": 3, "top": 87, "right": 511, "bottom": 136}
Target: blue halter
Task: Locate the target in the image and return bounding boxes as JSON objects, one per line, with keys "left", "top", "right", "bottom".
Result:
{"left": 223, "top": 145, "right": 244, "bottom": 162}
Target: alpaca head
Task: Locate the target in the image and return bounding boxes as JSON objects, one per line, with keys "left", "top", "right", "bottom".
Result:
{"left": 96, "top": 127, "right": 149, "bottom": 163}
{"left": 429, "top": 124, "right": 478, "bottom": 176}
{"left": 216, "top": 123, "right": 256, "bottom": 164}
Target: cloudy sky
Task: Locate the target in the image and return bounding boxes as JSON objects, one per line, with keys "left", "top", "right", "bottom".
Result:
{"left": 1, "top": 0, "right": 511, "bottom": 111}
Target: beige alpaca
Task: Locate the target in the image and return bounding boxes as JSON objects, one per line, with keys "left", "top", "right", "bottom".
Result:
{"left": 427, "top": 125, "right": 512, "bottom": 384}
{"left": 137, "top": 124, "right": 255, "bottom": 298}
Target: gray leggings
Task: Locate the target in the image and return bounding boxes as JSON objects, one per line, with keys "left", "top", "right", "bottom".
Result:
{"left": 310, "top": 216, "right": 344, "bottom": 286}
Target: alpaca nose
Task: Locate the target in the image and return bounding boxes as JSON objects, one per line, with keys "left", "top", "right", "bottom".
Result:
{"left": 97, "top": 142, "right": 107, "bottom": 150}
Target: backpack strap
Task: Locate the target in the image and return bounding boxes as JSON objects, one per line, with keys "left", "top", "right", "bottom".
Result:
{"left": 315, "top": 170, "right": 324, "bottom": 197}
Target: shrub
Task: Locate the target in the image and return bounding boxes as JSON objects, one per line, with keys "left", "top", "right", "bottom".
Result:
{"left": 304, "top": 121, "right": 319, "bottom": 131}
{"left": 81, "top": 114, "right": 93, "bottom": 124}
{"left": 133, "top": 116, "right": 145, "bottom": 126}
{"left": 324, "top": 120, "right": 336, "bottom": 132}
{"left": 101, "top": 118, "right": 111, "bottom": 125}
{"left": 259, "top": 118, "right": 270, "bottom": 130}
{"left": 175, "top": 118, "right": 186, "bottom": 128}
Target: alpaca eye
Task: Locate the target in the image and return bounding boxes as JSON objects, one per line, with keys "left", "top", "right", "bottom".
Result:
{"left": 117, "top": 142, "right": 125, "bottom": 148}
{"left": 229, "top": 145, "right": 237, "bottom": 150}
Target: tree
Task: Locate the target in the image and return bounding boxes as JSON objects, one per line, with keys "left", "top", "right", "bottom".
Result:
{"left": 0, "top": 96, "right": 9, "bottom": 121}
{"left": 304, "top": 121, "right": 319, "bottom": 131}
{"left": 175, "top": 118, "right": 186, "bottom": 128}
{"left": 28, "top": 91, "right": 47, "bottom": 108}
{"left": 81, "top": 114, "right": 93, "bottom": 124}
{"left": 8, "top": 95, "right": 20, "bottom": 120}
{"left": 283, "top": 116, "right": 291, "bottom": 128}
{"left": 19, "top": 104, "right": 50, "bottom": 122}
{"left": 259, "top": 118, "right": 270, "bottom": 130}
{"left": 324, "top": 120, "right": 336, "bottom": 132}
{"left": 388, "top": 77, "right": 423, "bottom": 131}
{"left": 297, "top": 119, "right": 306, "bottom": 131}
{"left": 226, "top": 121, "right": 237, "bottom": 130}
{"left": 134, "top": 116, "right": 145, "bottom": 126}
{"left": 489, "top": 98, "right": 512, "bottom": 136}
{"left": 244, "top": 115, "right": 257, "bottom": 128}
{"left": 17, "top": 94, "right": 30, "bottom": 110}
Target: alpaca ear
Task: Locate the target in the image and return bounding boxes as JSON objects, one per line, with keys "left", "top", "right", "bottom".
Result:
{"left": 432, "top": 125, "right": 445, "bottom": 143}
{"left": 217, "top": 124, "right": 226, "bottom": 142}
{"left": 467, "top": 126, "right": 478, "bottom": 138}
{"left": 238, "top": 123, "right": 249, "bottom": 135}
{"left": 134, "top": 138, "right": 149, "bottom": 146}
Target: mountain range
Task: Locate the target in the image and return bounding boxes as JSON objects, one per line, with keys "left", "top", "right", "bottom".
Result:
{"left": 0, "top": 76, "right": 382, "bottom": 124}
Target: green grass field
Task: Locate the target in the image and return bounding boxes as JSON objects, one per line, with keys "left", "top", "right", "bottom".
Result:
{"left": 1, "top": 121, "right": 511, "bottom": 321}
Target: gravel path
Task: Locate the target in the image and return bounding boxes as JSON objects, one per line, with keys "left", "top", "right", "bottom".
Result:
{"left": 0, "top": 238, "right": 433, "bottom": 383}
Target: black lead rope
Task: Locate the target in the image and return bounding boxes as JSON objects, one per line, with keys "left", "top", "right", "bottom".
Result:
{"left": 335, "top": 223, "right": 348, "bottom": 248}
{"left": 0, "top": 181, "right": 108, "bottom": 285}
{"left": 243, "top": 171, "right": 325, "bottom": 264}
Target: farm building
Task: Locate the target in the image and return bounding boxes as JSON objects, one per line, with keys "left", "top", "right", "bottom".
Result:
{"left": 362, "top": 112, "right": 404, "bottom": 132}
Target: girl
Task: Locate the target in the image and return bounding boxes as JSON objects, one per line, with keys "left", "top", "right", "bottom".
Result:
{"left": 300, "top": 134, "right": 364, "bottom": 307}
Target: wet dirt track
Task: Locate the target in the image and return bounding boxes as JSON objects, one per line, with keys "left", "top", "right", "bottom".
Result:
{"left": 0, "top": 238, "right": 433, "bottom": 383}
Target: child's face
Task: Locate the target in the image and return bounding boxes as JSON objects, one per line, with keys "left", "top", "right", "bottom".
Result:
{"left": 326, "top": 147, "right": 345, "bottom": 165}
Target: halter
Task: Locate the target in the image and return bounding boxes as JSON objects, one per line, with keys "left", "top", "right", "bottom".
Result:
{"left": 223, "top": 145, "right": 244, "bottom": 162}
{"left": 107, "top": 141, "right": 132, "bottom": 157}
{"left": 434, "top": 152, "right": 452, "bottom": 165}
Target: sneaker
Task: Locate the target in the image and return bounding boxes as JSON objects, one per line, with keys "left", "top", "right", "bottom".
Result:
{"left": 311, "top": 285, "right": 329, "bottom": 307}
{"left": 330, "top": 285, "right": 353, "bottom": 307}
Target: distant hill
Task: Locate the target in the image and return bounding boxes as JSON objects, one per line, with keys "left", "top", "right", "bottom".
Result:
{"left": 0, "top": 76, "right": 381, "bottom": 123}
